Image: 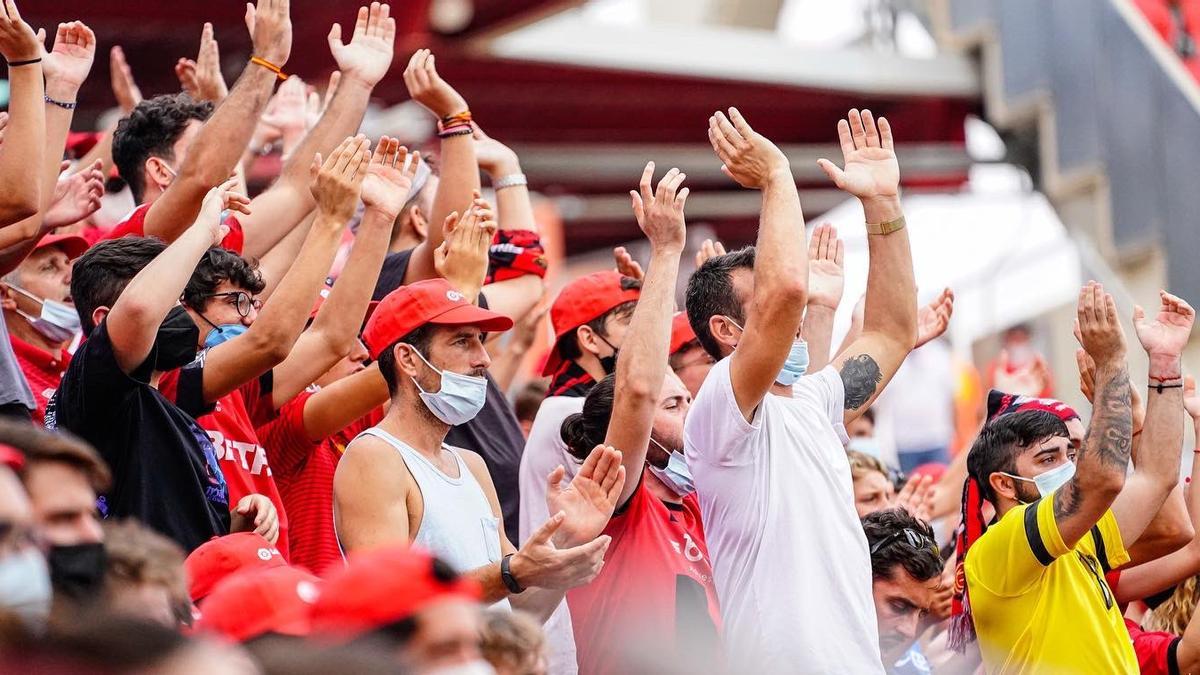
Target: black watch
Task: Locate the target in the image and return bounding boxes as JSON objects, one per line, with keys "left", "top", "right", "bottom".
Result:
{"left": 501, "top": 553, "right": 525, "bottom": 594}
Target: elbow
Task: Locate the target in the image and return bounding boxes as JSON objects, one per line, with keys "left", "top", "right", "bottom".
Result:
{"left": 616, "top": 377, "right": 657, "bottom": 410}
{"left": 246, "top": 328, "right": 293, "bottom": 365}
{"left": 757, "top": 277, "right": 808, "bottom": 315}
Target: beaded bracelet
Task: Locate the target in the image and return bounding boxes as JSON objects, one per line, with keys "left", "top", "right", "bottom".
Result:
{"left": 437, "top": 126, "right": 473, "bottom": 139}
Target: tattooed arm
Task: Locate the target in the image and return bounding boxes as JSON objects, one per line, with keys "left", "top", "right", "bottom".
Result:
{"left": 1051, "top": 282, "right": 1132, "bottom": 549}
{"left": 1109, "top": 292, "right": 1194, "bottom": 547}
{"left": 819, "top": 110, "right": 916, "bottom": 425}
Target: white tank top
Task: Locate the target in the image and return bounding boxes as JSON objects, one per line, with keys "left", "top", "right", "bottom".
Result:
{"left": 356, "top": 428, "right": 511, "bottom": 610}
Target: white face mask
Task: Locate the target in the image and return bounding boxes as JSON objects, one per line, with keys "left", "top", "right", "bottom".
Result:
{"left": 1002, "top": 460, "right": 1076, "bottom": 501}
{"left": 647, "top": 437, "right": 695, "bottom": 496}
{"left": 427, "top": 659, "right": 496, "bottom": 675}
{"left": 9, "top": 284, "right": 80, "bottom": 343}
{"left": 0, "top": 547, "right": 52, "bottom": 630}
{"left": 847, "top": 436, "right": 882, "bottom": 458}
{"left": 409, "top": 346, "right": 489, "bottom": 426}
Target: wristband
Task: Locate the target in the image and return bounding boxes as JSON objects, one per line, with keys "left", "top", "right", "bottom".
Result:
{"left": 1150, "top": 382, "right": 1184, "bottom": 394}
{"left": 7, "top": 57, "right": 40, "bottom": 67}
{"left": 493, "top": 173, "right": 528, "bottom": 190}
{"left": 437, "top": 126, "right": 473, "bottom": 139}
{"left": 500, "top": 553, "right": 525, "bottom": 594}
{"left": 250, "top": 56, "right": 288, "bottom": 81}
{"left": 438, "top": 110, "right": 473, "bottom": 130}
{"left": 865, "top": 215, "right": 906, "bottom": 236}
{"left": 44, "top": 94, "right": 76, "bottom": 111}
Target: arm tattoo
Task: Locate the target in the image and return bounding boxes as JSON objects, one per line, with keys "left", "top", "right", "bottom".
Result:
{"left": 1090, "top": 367, "right": 1133, "bottom": 469}
{"left": 840, "top": 354, "right": 882, "bottom": 410}
{"left": 1054, "top": 479, "right": 1083, "bottom": 519}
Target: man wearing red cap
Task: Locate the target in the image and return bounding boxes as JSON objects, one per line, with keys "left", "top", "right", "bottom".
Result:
{"left": 184, "top": 532, "right": 286, "bottom": 604}
{"left": 195, "top": 564, "right": 320, "bottom": 643}
{"left": 1, "top": 234, "right": 89, "bottom": 424}
{"left": 336, "top": 276, "right": 622, "bottom": 622}
{"left": 667, "top": 310, "right": 713, "bottom": 398}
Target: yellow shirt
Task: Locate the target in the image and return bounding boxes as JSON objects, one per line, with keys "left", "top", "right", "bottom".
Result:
{"left": 964, "top": 495, "right": 1137, "bottom": 674}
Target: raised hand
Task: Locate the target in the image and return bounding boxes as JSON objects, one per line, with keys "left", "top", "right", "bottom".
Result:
{"left": 510, "top": 512, "right": 610, "bottom": 591}
{"left": 360, "top": 136, "right": 419, "bottom": 220}
{"left": 893, "top": 474, "right": 934, "bottom": 523}
{"left": 474, "top": 124, "right": 520, "bottom": 178}
{"left": 1076, "top": 281, "right": 1127, "bottom": 367}
{"left": 613, "top": 246, "right": 644, "bottom": 281}
{"left": 44, "top": 159, "right": 103, "bottom": 229}
{"left": 247, "top": 0, "right": 292, "bottom": 66}
{"left": 197, "top": 177, "right": 249, "bottom": 245}
{"left": 109, "top": 46, "right": 142, "bottom": 114}
{"left": 630, "top": 161, "right": 688, "bottom": 255}
{"left": 0, "top": 0, "right": 40, "bottom": 63}
{"left": 1134, "top": 291, "right": 1195, "bottom": 358}
{"left": 41, "top": 21, "right": 96, "bottom": 96}
{"left": 807, "top": 223, "right": 844, "bottom": 310}
{"left": 993, "top": 350, "right": 1051, "bottom": 398}
{"left": 695, "top": 238, "right": 727, "bottom": 268}
{"left": 545, "top": 444, "right": 626, "bottom": 548}
{"left": 175, "top": 22, "right": 227, "bottom": 103}
{"left": 328, "top": 2, "right": 395, "bottom": 88}
{"left": 707, "top": 107, "right": 789, "bottom": 189}
{"left": 435, "top": 193, "right": 496, "bottom": 299}
{"left": 305, "top": 71, "right": 340, "bottom": 130}
{"left": 817, "top": 109, "right": 899, "bottom": 203}
{"left": 403, "top": 48, "right": 468, "bottom": 119}
{"left": 231, "top": 494, "right": 280, "bottom": 544}
{"left": 915, "top": 288, "right": 954, "bottom": 349}
{"left": 259, "top": 75, "right": 311, "bottom": 155}
{"left": 309, "top": 135, "right": 371, "bottom": 222}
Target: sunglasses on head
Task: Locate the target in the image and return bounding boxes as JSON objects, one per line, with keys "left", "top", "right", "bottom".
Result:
{"left": 869, "top": 527, "right": 938, "bottom": 557}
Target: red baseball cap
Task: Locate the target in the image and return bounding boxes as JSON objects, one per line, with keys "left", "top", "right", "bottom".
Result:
{"left": 308, "top": 284, "right": 380, "bottom": 323}
{"left": 542, "top": 271, "right": 640, "bottom": 376}
{"left": 36, "top": 233, "right": 89, "bottom": 260}
{"left": 184, "top": 532, "right": 287, "bottom": 602}
{"left": 194, "top": 565, "right": 321, "bottom": 643}
{"left": 0, "top": 443, "right": 22, "bottom": 470}
{"left": 669, "top": 311, "right": 697, "bottom": 356}
{"left": 362, "top": 278, "right": 513, "bottom": 360}
{"left": 311, "top": 545, "right": 481, "bottom": 640}
{"left": 65, "top": 131, "right": 101, "bottom": 157}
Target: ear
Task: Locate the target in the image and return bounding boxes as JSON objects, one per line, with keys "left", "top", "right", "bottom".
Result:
{"left": 575, "top": 324, "right": 603, "bottom": 358}
{"left": 988, "top": 471, "right": 1017, "bottom": 504}
{"left": 0, "top": 283, "right": 16, "bottom": 312}
{"left": 409, "top": 205, "right": 429, "bottom": 240}
{"left": 144, "top": 156, "right": 173, "bottom": 191}
{"left": 392, "top": 342, "right": 422, "bottom": 379}
{"left": 91, "top": 306, "right": 110, "bottom": 329}
{"left": 707, "top": 314, "right": 739, "bottom": 352}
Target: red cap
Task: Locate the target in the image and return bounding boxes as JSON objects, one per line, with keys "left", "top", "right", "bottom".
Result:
{"left": 36, "top": 233, "right": 89, "bottom": 260}
{"left": 195, "top": 566, "right": 320, "bottom": 643}
{"left": 309, "top": 284, "right": 380, "bottom": 323}
{"left": 910, "top": 462, "right": 948, "bottom": 484}
{"left": 184, "top": 533, "right": 287, "bottom": 602}
{"left": 0, "top": 443, "right": 22, "bottom": 470}
{"left": 669, "top": 311, "right": 697, "bottom": 356}
{"left": 542, "top": 271, "right": 640, "bottom": 376}
{"left": 311, "top": 545, "right": 481, "bottom": 640}
{"left": 362, "top": 279, "right": 513, "bottom": 360}
{"left": 65, "top": 131, "right": 101, "bottom": 157}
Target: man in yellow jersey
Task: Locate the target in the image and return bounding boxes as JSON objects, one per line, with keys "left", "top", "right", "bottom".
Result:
{"left": 951, "top": 282, "right": 1193, "bottom": 674}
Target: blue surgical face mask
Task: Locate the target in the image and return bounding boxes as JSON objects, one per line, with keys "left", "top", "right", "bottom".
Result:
{"left": 1003, "top": 460, "right": 1076, "bottom": 501}
{"left": 725, "top": 318, "right": 807, "bottom": 386}
{"left": 647, "top": 436, "right": 695, "bottom": 496}
{"left": 9, "top": 285, "right": 80, "bottom": 344}
{"left": 847, "top": 436, "right": 882, "bottom": 458}
{"left": 410, "top": 346, "right": 488, "bottom": 426}
{"left": 0, "top": 547, "right": 51, "bottom": 630}
{"left": 204, "top": 323, "right": 248, "bottom": 348}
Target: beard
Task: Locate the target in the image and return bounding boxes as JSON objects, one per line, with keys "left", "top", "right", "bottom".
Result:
{"left": 1014, "top": 480, "right": 1041, "bottom": 505}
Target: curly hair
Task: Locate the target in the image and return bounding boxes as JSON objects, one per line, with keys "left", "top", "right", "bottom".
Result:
{"left": 113, "top": 93, "right": 213, "bottom": 201}
{"left": 182, "top": 248, "right": 266, "bottom": 312}
{"left": 1144, "top": 575, "right": 1200, "bottom": 635}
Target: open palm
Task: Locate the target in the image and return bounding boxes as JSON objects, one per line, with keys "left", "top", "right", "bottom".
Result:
{"left": 360, "top": 137, "right": 418, "bottom": 219}
{"left": 328, "top": 4, "right": 395, "bottom": 87}
{"left": 43, "top": 22, "right": 96, "bottom": 88}
{"left": 545, "top": 445, "right": 625, "bottom": 549}
{"left": 818, "top": 109, "right": 899, "bottom": 200}
{"left": 1134, "top": 291, "right": 1195, "bottom": 356}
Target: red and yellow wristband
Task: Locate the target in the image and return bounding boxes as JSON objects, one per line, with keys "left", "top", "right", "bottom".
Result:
{"left": 250, "top": 56, "right": 288, "bottom": 81}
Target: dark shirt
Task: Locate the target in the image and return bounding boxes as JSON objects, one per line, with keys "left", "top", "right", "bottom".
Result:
{"left": 373, "top": 248, "right": 526, "bottom": 536}
{"left": 46, "top": 321, "right": 230, "bottom": 552}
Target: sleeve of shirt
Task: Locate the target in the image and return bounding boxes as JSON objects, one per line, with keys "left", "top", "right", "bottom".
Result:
{"left": 240, "top": 370, "right": 278, "bottom": 428}
{"left": 257, "top": 388, "right": 319, "bottom": 480}
{"left": 967, "top": 499, "right": 1060, "bottom": 597}
{"left": 54, "top": 321, "right": 152, "bottom": 426}
{"left": 793, "top": 365, "right": 850, "bottom": 445}
{"left": 159, "top": 356, "right": 215, "bottom": 419}
{"left": 683, "top": 357, "right": 763, "bottom": 467}
{"left": 1083, "top": 509, "right": 1130, "bottom": 573}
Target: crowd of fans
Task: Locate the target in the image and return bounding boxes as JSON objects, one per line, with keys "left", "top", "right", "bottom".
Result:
{"left": 0, "top": 1, "right": 1199, "bottom": 673}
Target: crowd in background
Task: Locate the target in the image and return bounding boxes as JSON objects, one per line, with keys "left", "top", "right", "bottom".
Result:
{"left": 0, "top": 1, "right": 1199, "bottom": 674}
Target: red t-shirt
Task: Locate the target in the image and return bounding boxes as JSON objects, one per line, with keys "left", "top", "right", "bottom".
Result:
{"left": 255, "top": 386, "right": 384, "bottom": 576}
{"left": 10, "top": 335, "right": 70, "bottom": 425}
{"left": 104, "top": 203, "right": 245, "bottom": 253}
{"left": 566, "top": 477, "right": 722, "bottom": 675}
{"left": 1125, "top": 618, "right": 1181, "bottom": 675}
{"left": 159, "top": 367, "right": 289, "bottom": 559}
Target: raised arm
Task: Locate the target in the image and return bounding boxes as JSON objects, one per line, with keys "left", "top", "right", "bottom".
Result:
{"left": 240, "top": 2, "right": 396, "bottom": 258}
{"left": 435, "top": 196, "right": 497, "bottom": 305}
{"left": 140, "top": 0, "right": 291, "bottom": 243}
{"left": 708, "top": 108, "right": 806, "bottom": 421}
{"left": 298, "top": 366, "right": 388, "bottom": 442}
{"left": 603, "top": 162, "right": 687, "bottom": 508}
{"left": 0, "top": 1, "right": 45, "bottom": 224}
{"left": 198, "top": 137, "right": 369, "bottom": 402}
{"left": 803, "top": 223, "right": 844, "bottom": 372}
{"left": 402, "top": 49, "right": 477, "bottom": 285}
{"left": 1050, "top": 282, "right": 1132, "bottom": 549}
{"left": 270, "top": 139, "right": 418, "bottom": 408}
{"left": 69, "top": 46, "right": 141, "bottom": 179}
{"left": 821, "top": 109, "right": 917, "bottom": 425}
{"left": 1110, "top": 292, "right": 1193, "bottom": 546}
{"left": 107, "top": 181, "right": 245, "bottom": 374}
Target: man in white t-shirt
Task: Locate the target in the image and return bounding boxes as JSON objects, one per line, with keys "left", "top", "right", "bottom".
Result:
{"left": 683, "top": 107, "right": 917, "bottom": 673}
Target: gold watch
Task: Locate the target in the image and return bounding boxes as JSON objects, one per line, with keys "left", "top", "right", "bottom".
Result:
{"left": 865, "top": 215, "right": 906, "bottom": 236}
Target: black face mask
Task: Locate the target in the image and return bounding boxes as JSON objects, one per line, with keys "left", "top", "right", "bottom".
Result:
{"left": 151, "top": 305, "right": 200, "bottom": 371}
{"left": 47, "top": 542, "right": 106, "bottom": 602}
{"left": 596, "top": 334, "right": 619, "bottom": 376}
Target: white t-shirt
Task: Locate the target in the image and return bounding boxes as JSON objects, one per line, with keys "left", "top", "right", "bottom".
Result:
{"left": 684, "top": 358, "right": 884, "bottom": 674}
{"left": 517, "top": 394, "right": 585, "bottom": 675}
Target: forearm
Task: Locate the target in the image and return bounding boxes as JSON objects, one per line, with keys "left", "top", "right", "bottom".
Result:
{"left": 301, "top": 366, "right": 388, "bottom": 440}
{"left": 509, "top": 587, "right": 565, "bottom": 624}
{"left": 0, "top": 66, "right": 45, "bottom": 221}
{"left": 802, "top": 304, "right": 836, "bottom": 372}
{"left": 1078, "top": 360, "right": 1134, "bottom": 487}
{"left": 488, "top": 159, "right": 536, "bottom": 232}
{"left": 408, "top": 135, "right": 477, "bottom": 283}
{"left": 860, "top": 198, "right": 916, "bottom": 345}
{"left": 257, "top": 213, "right": 313, "bottom": 300}
{"left": 752, "top": 173, "right": 806, "bottom": 302}
{"left": 250, "top": 213, "right": 344, "bottom": 349}
{"left": 309, "top": 208, "right": 391, "bottom": 347}
{"left": 1139, "top": 353, "right": 1185, "bottom": 486}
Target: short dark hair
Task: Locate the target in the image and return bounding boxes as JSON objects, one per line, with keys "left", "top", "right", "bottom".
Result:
{"left": 967, "top": 410, "right": 1068, "bottom": 504}
{"left": 514, "top": 381, "right": 548, "bottom": 424}
{"left": 560, "top": 373, "right": 616, "bottom": 462}
{"left": 182, "top": 248, "right": 266, "bottom": 311}
{"left": 113, "top": 94, "right": 213, "bottom": 202}
{"left": 685, "top": 246, "right": 756, "bottom": 360}
{"left": 3, "top": 419, "right": 111, "bottom": 492}
{"left": 862, "top": 508, "right": 942, "bottom": 583}
{"left": 71, "top": 237, "right": 167, "bottom": 334}
{"left": 555, "top": 294, "right": 640, "bottom": 364}
{"left": 377, "top": 324, "right": 436, "bottom": 396}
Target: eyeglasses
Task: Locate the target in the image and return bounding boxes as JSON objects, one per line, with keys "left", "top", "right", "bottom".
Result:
{"left": 869, "top": 527, "right": 938, "bottom": 557}
{"left": 203, "top": 291, "right": 263, "bottom": 318}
